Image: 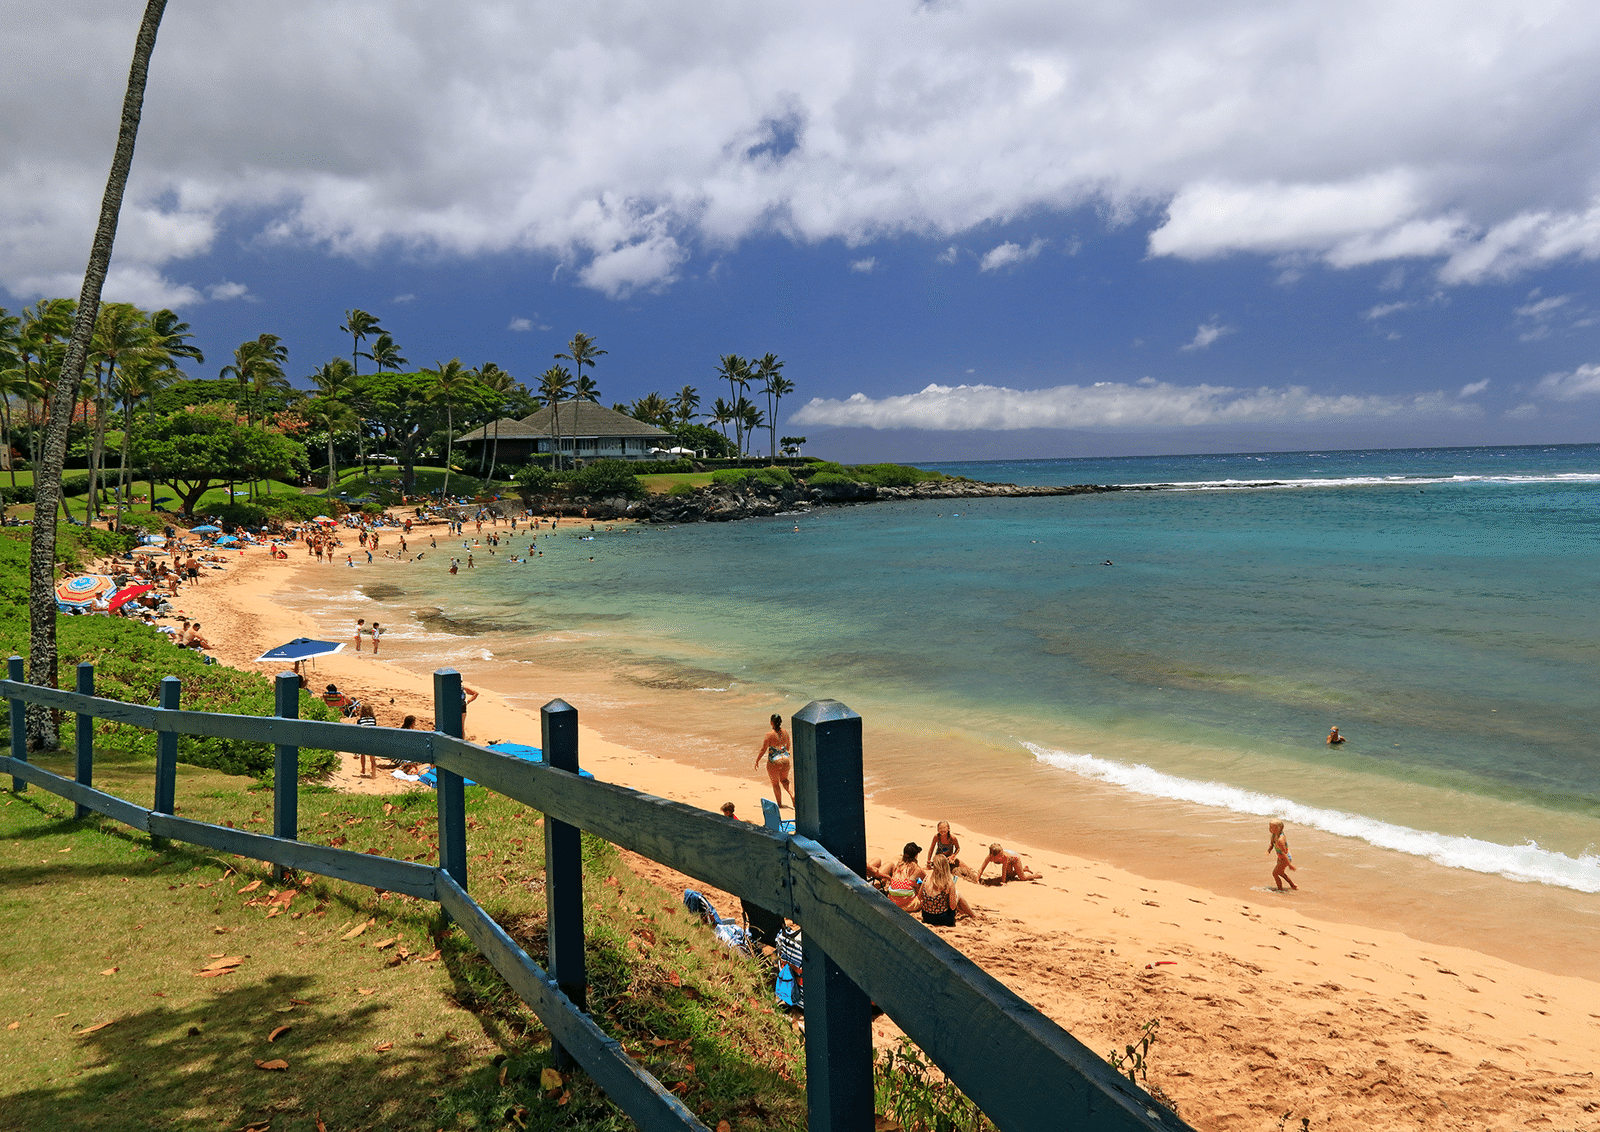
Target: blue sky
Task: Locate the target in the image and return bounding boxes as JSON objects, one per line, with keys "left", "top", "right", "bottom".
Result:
{"left": 6, "top": 0, "right": 1600, "bottom": 460}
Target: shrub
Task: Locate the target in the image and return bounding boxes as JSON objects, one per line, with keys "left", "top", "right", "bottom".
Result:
{"left": 667, "top": 482, "right": 697, "bottom": 497}
{"left": 802, "top": 461, "right": 848, "bottom": 478}
{"left": 808, "top": 471, "right": 854, "bottom": 487}
{"left": 60, "top": 474, "right": 91, "bottom": 498}
{"left": 513, "top": 463, "right": 553, "bottom": 495}
{"left": 709, "top": 467, "right": 794, "bottom": 488}
{"left": 570, "top": 459, "right": 643, "bottom": 500}
{"left": 0, "top": 484, "right": 36, "bottom": 505}
{"left": 847, "top": 462, "right": 938, "bottom": 488}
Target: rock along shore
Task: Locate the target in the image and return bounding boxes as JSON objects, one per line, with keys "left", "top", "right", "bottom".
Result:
{"left": 633, "top": 478, "right": 1123, "bottom": 523}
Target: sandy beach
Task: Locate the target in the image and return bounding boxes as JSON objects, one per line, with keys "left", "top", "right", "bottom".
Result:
{"left": 163, "top": 525, "right": 1600, "bottom": 1131}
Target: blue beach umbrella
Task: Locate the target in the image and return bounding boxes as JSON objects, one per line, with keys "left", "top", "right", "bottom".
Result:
{"left": 189, "top": 524, "right": 220, "bottom": 534}
{"left": 254, "top": 638, "right": 346, "bottom": 663}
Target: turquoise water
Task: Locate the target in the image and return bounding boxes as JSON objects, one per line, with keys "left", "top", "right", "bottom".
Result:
{"left": 391, "top": 443, "right": 1600, "bottom": 893}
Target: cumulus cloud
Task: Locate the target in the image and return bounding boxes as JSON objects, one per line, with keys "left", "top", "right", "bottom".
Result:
{"left": 1459, "top": 379, "right": 1489, "bottom": 397}
{"left": 979, "top": 239, "right": 1045, "bottom": 272}
{"left": 1181, "top": 322, "right": 1230, "bottom": 351}
{"left": 850, "top": 257, "right": 876, "bottom": 273}
{"left": 508, "top": 317, "right": 533, "bottom": 331}
{"left": 1364, "top": 301, "right": 1411, "bottom": 320}
{"left": 790, "top": 379, "right": 1482, "bottom": 431}
{"left": 9, "top": 1, "right": 1600, "bottom": 299}
{"left": 1535, "top": 363, "right": 1600, "bottom": 401}
{"left": 207, "top": 281, "right": 250, "bottom": 301}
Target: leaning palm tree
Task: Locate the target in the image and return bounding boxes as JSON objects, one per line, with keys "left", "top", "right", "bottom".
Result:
{"left": 29, "top": 0, "right": 168, "bottom": 748}
{"left": 426, "top": 358, "right": 473, "bottom": 498}
{"left": 737, "top": 397, "right": 764, "bottom": 457}
{"left": 341, "top": 309, "right": 383, "bottom": 376}
{"left": 537, "top": 364, "right": 575, "bottom": 470}
{"left": 363, "top": 332, "right": 407, "bottom": 373}
{"left": 88, "top": 303, "right": 164, "bottom": 520}
{"left": 709, "top": 397, "right": 736, "bottom": 446}
{"left": 305, "top": 393, "right": 357, "bottom": 491}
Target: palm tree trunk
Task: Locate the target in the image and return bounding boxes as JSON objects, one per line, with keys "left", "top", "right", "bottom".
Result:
{"left": 490, "top": 418, "right": 500, "bottom": 481}
{"left": 28, "top": 0, "right": 166, "bottom": 748}
{"left": 117, "top": 398, "right": 135, "bottom": 530}
{"left": 442, "top": 405, "right": 453, "bottom": 497}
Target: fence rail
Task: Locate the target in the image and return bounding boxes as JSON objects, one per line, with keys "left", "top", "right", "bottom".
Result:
{"left": 3, "top": 657, "right": 1190, "bottom": 1132}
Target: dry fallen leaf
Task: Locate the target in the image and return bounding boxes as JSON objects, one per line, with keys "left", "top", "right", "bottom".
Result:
{"left": 498, "top": 1063, "right": 509, "bottom": 1088}
{"left": 195, "top": 956, "right": 245, "bottom": 978}
{"left": 540, "top": 1067, "right": 564, "bottom": 1091}
{"left": 52, "top": 1013, "right": 68, "bottom": 1019}
{"left": 373, "top": 1041, "right": 393, "bottom": 1051}
{"left": 417, "top": 948, "right": 442, "bottom": 962}
{"left": 6, "top": 1022, "right": 18, "bottom": 1030}
{"left": 288, "top": 998, "right": 312, "bottom": 1006}
{"left": 382, "top": 803, "right": 395, "bottom": 816}
{"left": 875, "top": 1117, "right": 904, "bottom": 1131}
{"left": 315, "top": 1112, "right": 326, "bottom": 1132}
{"left": 718, "top": 1122, "right": 732, "bottom": 1132}
{"left": 239, "top": 1121, "right": 272, "bottom": 1132}
{"left": 666, "top": 971, "right": 681, "bottom": 987}
{"left": 267, "top": 1025, "right": 291, "bottom": 1043}
{"left": 99, "top": 967, "right": 118, "bottom": 976}
{"left": 76, "top": 1020, "right": 115, "bottom": 1035}
{"left": 356, "top": 987, "right": 377, "bottom": 996}
{"left": 342, "top": 920, "right": 372, "bottom": 940}
{"left": 373, "top": 937, "right": 397, "bottom": 950}
{"left": 254, "top": 1058, "right": 289, "bottom": 1071}
{"left": 237, "top": 880, "right": 262, "bottom": 893}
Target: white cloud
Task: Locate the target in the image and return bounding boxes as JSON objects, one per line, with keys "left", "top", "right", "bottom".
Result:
{"left": 1535, "top": 363, "right": 1600, "bottom": 401}
{"left": 1504, "top": 402, "right": 1540, "bottom": 420}
{"left": 936, "top": 246, "right": 960, "bottom": 265}
{"left": 1181, "top": 322, "right": 1229, "bottom": 351}
{"left": 1459, "top": 379, "right": 1489, "bottom": 397}
{"left": 979, "top": 239, "right": 1045, "bottom": 272}
{"left": 393, "top": 293, "right": 416, "bottom": 303}
{"left": 790, "top": 380, "right": 1482, "bottom": 431}
{"left": 1515, "top": 291, "right": 1580, "bottom": 340}
{"left": 508, "top": 317, "right": 533, "bottom": 331}
{"left": 850, "top": 257, "right": 876, "bottom": 273}
{"left": 1364, "top": 301, "right": 1411, "bottom": 320}
{"left": 207, "top": 281, "right": 250, "bottom": 301}
{"left": 10, "top": 2, "right": 1600, "bottom": 298}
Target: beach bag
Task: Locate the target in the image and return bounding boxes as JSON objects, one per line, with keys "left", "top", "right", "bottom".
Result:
{"left": 683, "top": 889, "right": 749, "bottom": 954}
{"left": 774, "top": 925, "right": 804, "bottom": 1009}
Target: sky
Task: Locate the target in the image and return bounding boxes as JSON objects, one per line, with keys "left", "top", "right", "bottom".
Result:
{"left": 5, "top": 0, "right": 1600, "bottom": 461}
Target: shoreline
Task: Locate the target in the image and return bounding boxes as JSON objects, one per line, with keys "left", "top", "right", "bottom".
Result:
{"left": 169, "top": 530, "right": 1600, "bottom": 1130}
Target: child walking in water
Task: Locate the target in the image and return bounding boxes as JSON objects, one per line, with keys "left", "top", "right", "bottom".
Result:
{"left": 1269, "top": 820, "right": 1298, "bottom": 890}
{"left": 753, "top": 712, "right": 796, "bottom": 809}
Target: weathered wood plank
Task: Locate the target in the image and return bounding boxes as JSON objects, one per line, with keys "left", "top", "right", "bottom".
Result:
{"left": 541, "top": 699, "right": 586, "bottom": 1071}
{"left": 0, "top": 757, "right": 152, "bottom": 832}
{"left": 433, "top": 743, "right": 797, "bottom": 917}
{"left": 147, "top": 815, "right": 439, "bottom": 900}
{"left": 785, "top": 842, "right": 1190, "bottom": 1132}
{"left": 74, "top": 663, "right": 95, "bottom": 821}
{"left": 7, "top": 656, "right": 27, "bottom": 792}
{"left": 437, "top": 875, "right": 709, "bottom": 1132}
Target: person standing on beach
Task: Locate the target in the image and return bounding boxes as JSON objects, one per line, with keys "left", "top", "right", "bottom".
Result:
{"left": 370, "top": 622, "right": 382, "bottom": 655}
{"left": 1269, "top": 820, "right": 1298, "bottom": 890}
{"left": 354, "top": 618, "right": 365, "bottom": 653}
{"left": 754, "top": 712, "right": 797, "bottom": 809}
{"left": 926, "top": 821, "right": 977, "bottom": 881}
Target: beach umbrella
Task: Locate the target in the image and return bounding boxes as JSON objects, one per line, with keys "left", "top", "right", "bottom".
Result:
{"left": 253, "top": 638, "right": 346, "bottom": 663}
{"left": 214, "top": 535, "right": 238, "bottom": 544}
{"left": 313, "top": 515, "right": 335, "bottom": 523}
{"left": 55, "top": 574, "right": 116, "bottom": 606}
{"left": 107, "top": 583, "right": 154, "bottom": 611}
{"left": 189, "top": 524, "right": 220, "bottom": 534}
{"left": 130, "top": 546, "right": 169, "bottom": 555}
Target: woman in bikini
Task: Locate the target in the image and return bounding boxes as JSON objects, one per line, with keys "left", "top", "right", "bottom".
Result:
{"left": 1269, "top": 820, "right": 1298, "bottom": 890}
{"left": 753, "top": 712, "right": 796, "bottom": 809}
{"left": 882, "top": 842, "right": 925, "bottom": 911}
{"left": 925, "top": 820, "right": 977, "bottom": 881}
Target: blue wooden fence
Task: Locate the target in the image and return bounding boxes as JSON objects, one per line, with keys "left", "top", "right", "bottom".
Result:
{"left": 2, "top": 656, "right": 1191, "bottom": 1132}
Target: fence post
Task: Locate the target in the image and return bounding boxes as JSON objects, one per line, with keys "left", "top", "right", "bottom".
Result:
{"left": 542, "top": 698, "right": 586, "bottom": 1071}
{"left": 272, "top": 672, "right": 300, "bottom": 882}
{"left": 8, "top": 655, "right": 25, "bottom": 792}
{"left": 792, "top": 699, "right": 873, "bottom": 1132}
{"left": 151, "top": 676, "right": 181, "bottom": 848}
{"left": 73, "top": 662, "right": 95, "bottom": 820}
{"left": 433, "top": 668, "right": 467, "bottom": 891}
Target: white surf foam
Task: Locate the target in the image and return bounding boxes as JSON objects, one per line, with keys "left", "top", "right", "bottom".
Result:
{"left": 1024, "top": 742, "right": 1600, "bottom": 893}
{"left": 1123, "top": 472, "right": 1600, "bottom": 491}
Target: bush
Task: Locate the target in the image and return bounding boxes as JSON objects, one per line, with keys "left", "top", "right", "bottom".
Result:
{"left": 667, "top": 482, "right": 697, "bottom": 497}
{"left": 513, "top": 463, "right": 553, "bottom": 495}
{"left": 808, "top": 471, "right": 854, "bottom": 487}
{"left": 60, "top": 474, "right": 91, "bottom": 498}
{"left": 802, "top": 461, "right": 848, "bottom": 478}
{"left": 570, "top": 459, "right": 643, "bottom": 500}
{"left": 847, "top": 462, "right": 938, "bottom": 488}
{"left": 0, "top": 484, "right": 36, "bottom": 505}
{"left": 645, "top": 458, "right": 695, "bottom": 474}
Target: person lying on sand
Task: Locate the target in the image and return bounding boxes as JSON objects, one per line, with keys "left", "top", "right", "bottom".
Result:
{"left": 977, "top": 843, "right": 1042, "bottom": 884}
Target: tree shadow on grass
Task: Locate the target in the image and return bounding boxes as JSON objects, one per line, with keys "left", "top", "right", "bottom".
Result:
{"left": 0, "top": 973, "right": 442, "bottom": 1132}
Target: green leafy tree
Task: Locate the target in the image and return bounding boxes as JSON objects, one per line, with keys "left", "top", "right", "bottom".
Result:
{"left": 309, "top": 357, "right": 356, "bottom": 486}
{"left": 110, "top": 354, "right": 176, "bottom": 526}
{"left": 218, "top": 333, "right": 288, "bottom": 427}
{"left": 710, "top": 396, "right": 735, "bottom": 447}
{"left": 349, "top": 370, "right": 446, "bottom": 491}
{"left": 571, "top": 458, "right": 642, "bottom": 500}
{"left": 426, "top": 358, "right": 476, "bottom": 498}
{"left": 676, "top": 422, "right": 735, "bottom": 458}
{"left": 537, "top": 364, "right": 575, "bottom": 470}
{"left": 554, "top": 332, "right": 606, "bottom": 438}
{"left": 737, "top": 396, "right": 764, "bottom": 455}
{"left": 133, "top": 406, "right": 304, "bottom": 515}
{"left": 476, "top": 362, "right": 517, "bottom": 477}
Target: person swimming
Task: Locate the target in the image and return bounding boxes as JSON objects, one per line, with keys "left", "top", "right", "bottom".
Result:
{"left": 1327, "top": 726, "right": 1346, "bottom": 745}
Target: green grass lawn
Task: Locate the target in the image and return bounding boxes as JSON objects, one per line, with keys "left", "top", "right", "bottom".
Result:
{"left": 0, "top": 750, "right": 806, "bottom": 1132}
{"left": 637, "top": 472, "right": 715, "bottom": 495}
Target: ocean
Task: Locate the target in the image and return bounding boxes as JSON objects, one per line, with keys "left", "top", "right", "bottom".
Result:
{"left": 282, "top": 442, "right": 1600, "bottom": 964}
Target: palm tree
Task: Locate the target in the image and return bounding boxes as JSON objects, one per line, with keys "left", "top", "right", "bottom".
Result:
{"left": 310, "top": 357, "right": 355, "bottom": 488}
{"left": 672, "top": 384, "right": 700, "bottom": 429}
{"left": 341, "top": 309, "right": 383, "bottom": 376}
{"left": 88, "top": 303, "right": 165, "bottom": 520}
{"left": 427, "top": 358, "right": 473, "bottom": 498}
{"left": 737, "top": 397, "right": 764, "bottom": 456}
{"left": 755, "top": 354, "right": 794, "bottom": 461}
{"left": 305, "top": 393, "right": 357, "bottom": 492}
{"left": 571, "top": 374, "right": 601, "bottom": 402}
{"left": 709, "top": 397, "right": 735, "bottom": 446}
{"left": 110, "top": 355, "right": 173, "bottom": 525}
{"left": 0, "top": 365, "right": 42, "bottom": 491}
{"left": 364, "top": 332, "right": 407, "bottom": 373}
{"left": 219, "top": 333, "right": 287, "bottom": 426}
{"left": 20, "top": 298, "right": 76, "bottom": 471}
{"left": 537, "top": 364, "right": 575, "bottom": 470}
{"left": 477, "top": 363, "right": 516, "bottom": 478}
{"left": 29, "top": 0, "right": 168, "bottom": 748}
{"left": 630, "top": 391, "right": 673, "bottom": 429}
{"left": 147, "top": 307, "right": 203, "bottom": 370}
{"left": 715, "top": 354, "right": 751, "bottom": 456}
{"left": 554, "top": 332, "right": 605, "bottom": 406}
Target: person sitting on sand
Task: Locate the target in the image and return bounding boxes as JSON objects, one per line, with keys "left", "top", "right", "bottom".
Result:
{"left": 926, "top": 820, "right": 977, "bottom": 881}
{"left": 879, "top": 843, "right": 925, "bottom": 910}
{"left": 1327, "top": 726, "right": 1346, "bottom": 745}
{"left": 977, "top": 843, "right": 1042, "bottom": 884}
{"left": 186, "top": 622, "right": 211, "bottom": 651}
{"left": 1269, "top": 820, "right": 1298, "bottom": 891}
{"left": 720, "top": 801, "right": 748, "bottom": 821}
{"left": 322, "top": 684, "right": 358, "bottom": 718}
{"left": 919, "top": 854, "right": 977, "bottom": 926}
{"left": 753, "top": 712, "right": 796, "bottom": 809}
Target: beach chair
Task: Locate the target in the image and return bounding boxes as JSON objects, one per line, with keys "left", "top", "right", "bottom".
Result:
{"left": 774, "top": 924, "right": 804, "bottom": 1008}
{"left": 761, "top": 797, "right": 796, "bottom": 835}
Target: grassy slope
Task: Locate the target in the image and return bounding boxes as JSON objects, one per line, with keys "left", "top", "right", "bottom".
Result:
{"left": 0, "top": 752, "right": 807, "bottom": 1132}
